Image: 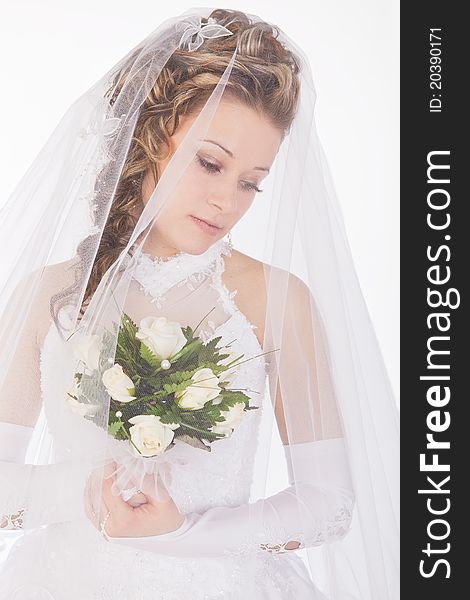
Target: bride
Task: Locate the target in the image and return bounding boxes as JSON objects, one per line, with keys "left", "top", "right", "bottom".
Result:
{"left": 0, "top": 8, "right": 399, "bottom": 599}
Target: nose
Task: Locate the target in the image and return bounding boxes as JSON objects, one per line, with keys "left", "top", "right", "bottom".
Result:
{"left": 207, "top": 179, "right": 238, "bottom": 213}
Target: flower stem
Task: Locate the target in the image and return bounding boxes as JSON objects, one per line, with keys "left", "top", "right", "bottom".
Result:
{"left": 116, "top": 419, "right": 143, "bottom": 455}
{"left": 179, "top": 421, "right": 217, "bottom": 437}
{"left": 193, "top": 306, "right": 217, "bottom": 334}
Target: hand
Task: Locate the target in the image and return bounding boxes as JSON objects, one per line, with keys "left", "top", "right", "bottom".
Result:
{"left": 84, "top": 461, "right": 185, "bottom": 538}
{"left": 125, "top": 490, "right": 148, "bottom": 509}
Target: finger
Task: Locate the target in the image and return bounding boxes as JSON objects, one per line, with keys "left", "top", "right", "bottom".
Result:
{"left": 126, "top": 492, "right": 149, "bottom": 508}
{"left": 145, "top": 480, "right": 172, "bottom": 506}
{"left": 139, "top": 472, "right": 158, "bottom": 498}
{"left": 136, "top": 471, "right": 172, "bottom": 505}
{"left": 100, "top": 463, "right": 134, "bottom": 517}
{"left": 130, "top": 491, "right": 148, "bottom": 504}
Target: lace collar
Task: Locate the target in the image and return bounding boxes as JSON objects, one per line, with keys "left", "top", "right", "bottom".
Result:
{"left": 129, "top": 236, "right": 233, "bottom": 307}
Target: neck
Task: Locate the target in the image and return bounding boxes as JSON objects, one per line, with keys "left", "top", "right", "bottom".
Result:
{"left": 136, "top": 232, "right": 181, "bottom": 260}
{"left": 131, "top": 235, "right": 228, "bottom": 262}
{"left": 141, "top": 241, "right": 180, "bottom": 260}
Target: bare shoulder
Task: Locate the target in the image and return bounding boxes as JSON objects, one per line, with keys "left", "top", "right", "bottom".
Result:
{"left": 221, "top": 249, "right": 311, "bottom": 345}
{"left": 222, "top": 249, "right": 266, "bottom": 289}
{"left": 221, "top": 249, "right": 267, "bottom": 344}
{"left": 223, "top": 249, "right": 310, "bottom": 299}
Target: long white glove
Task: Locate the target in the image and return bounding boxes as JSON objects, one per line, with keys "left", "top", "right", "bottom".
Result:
{"left": 0, "top": 421, "right": 88, "bottom": 530}
{"left": 107, "top": 437, "right": 355, "bottom": 557}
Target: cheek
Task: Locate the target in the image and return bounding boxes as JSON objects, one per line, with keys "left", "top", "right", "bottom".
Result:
{"left": 232, "top": 194, "right": 255, "bottom": 220}
{"left": 161, "top": 169, "right": 205, "bottom": 215}
{"left": 175, "top": 167, "right": 213, "bottom": 211}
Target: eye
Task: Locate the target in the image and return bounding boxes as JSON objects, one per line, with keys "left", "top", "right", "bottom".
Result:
{"left": 240, "top": 181, "right": 263, "bottom": 193}
{"left": 197, "top": 155, "right": 220, "bottom": 174}
{"left": 196, "top": 155, "right": 263, "bottom": 193}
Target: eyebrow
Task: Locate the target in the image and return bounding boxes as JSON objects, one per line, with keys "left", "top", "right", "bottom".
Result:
{"left": 200, "top": 138, "right": 270, "bottom": 173}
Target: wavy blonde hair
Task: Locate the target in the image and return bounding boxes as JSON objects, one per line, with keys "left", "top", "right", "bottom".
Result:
{"left": 52, "top": 9, "right": 301, "bottom": 326}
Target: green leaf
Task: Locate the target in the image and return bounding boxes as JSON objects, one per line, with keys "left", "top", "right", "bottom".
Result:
{"left": 181, "top": 325, "right": 194, "bottom": 341}
{"left": 159, "top": 412, "right": 181, "bottom": 426}
{"left": 121, "top": 312, "right": 138, "bottom": 335}
{"left": 168, "top": 371, "right": 185, "bottom": 384}
{"left": 163, "top": 382, "right": 179, "bottom": 394}
{"left": 140, "top": 342, "right": 160, "bottom": 367}
{"left": 147, "top": 404, "right": 165, "bottom": 418}
{"left": 108, "top": 420, "right": 122, "bottom": 436}
{"left": 139, "top": 343, "right": 161, "bottom": 368}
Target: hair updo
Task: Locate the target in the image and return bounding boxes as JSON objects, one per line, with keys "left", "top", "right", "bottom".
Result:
{"left": 56, "top": 9, "right": 301, "bottom": 325}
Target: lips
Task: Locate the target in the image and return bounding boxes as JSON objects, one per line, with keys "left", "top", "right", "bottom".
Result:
{"left": 190, "top": 215, "right": 223, "bottom": 237}
{"left": 192, "top": 216, "right": 222, "bottom": 229}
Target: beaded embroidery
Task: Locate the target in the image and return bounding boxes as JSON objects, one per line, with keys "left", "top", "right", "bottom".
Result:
{"left": 130, "top": 237, "right": 233, "bottom": 310}
{"left": 0, "top": 508, "right": 25, "bottom": 530}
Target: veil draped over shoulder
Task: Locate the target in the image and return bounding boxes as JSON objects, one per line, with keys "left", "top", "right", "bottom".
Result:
{"left": 0, "top": 7, "right": 399, "bottom": 599}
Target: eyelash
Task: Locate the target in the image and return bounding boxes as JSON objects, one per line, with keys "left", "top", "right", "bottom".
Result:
{"left": 196, "top": 156, "right": 263, "bottom": 193}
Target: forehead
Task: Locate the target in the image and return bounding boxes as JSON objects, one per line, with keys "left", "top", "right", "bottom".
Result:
{"left": 176, "top": 98, "right": 283, "bottom": 166}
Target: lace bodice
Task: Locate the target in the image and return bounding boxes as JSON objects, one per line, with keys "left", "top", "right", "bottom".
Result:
{"left": 39, "top": 237, "right": 268, "bottom": 514}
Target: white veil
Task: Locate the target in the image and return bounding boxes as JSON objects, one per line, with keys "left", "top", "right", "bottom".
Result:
{"left": 0, "top": 7, "right": 399, "bottom": 599}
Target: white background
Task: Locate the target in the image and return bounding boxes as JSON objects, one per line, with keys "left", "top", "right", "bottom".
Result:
{"left": 0, "top": 0, "right": 399, "bottom": 404}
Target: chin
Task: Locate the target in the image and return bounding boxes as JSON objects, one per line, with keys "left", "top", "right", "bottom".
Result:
{"left": 175, "top": 237, "right": 217, "bottom": 256}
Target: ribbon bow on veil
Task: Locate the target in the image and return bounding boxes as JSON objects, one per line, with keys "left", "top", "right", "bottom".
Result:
{"left": 177, "top": 16, "right": 233, "bottom": 52}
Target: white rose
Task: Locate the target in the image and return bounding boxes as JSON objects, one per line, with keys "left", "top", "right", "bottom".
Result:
{"left": 210, "top": 402, "right": 246, "bottom": 437}
{"left": 128, "top": 414, "right": 180, "bottom": 457}
{"left": 216, "top": 348, "right": 241, "bottom": 389}
{"left": 175, "top": 367, "right": 221, "bottom": 410}
{"left": 102, "top": 364, "right": 136, "bottom": 403}
{"left": 65, "top": 376, "right": 99, "bottom": 416}
{"left": 72, "top": 334, "right": 101, "bottom": 371}
{"left": 135, "top": 316, "right": 186, "bottom": 360}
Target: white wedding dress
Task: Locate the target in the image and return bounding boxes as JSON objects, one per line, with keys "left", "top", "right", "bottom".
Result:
{"left": 0, "top": 237, "right": 327, "bottom": 599}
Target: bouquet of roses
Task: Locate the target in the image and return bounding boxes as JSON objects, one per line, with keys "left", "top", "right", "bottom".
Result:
{"left": 65, "top": 311, "right": 260, "bottom": 457}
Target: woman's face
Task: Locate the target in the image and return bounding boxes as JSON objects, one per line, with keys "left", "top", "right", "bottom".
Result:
{"left": 141, "top": 97, "right": 283, "bottom": 256}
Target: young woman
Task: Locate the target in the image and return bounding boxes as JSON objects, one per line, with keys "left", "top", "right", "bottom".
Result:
{"left": 0, "top": 8, "right": 399, "bottom": 599}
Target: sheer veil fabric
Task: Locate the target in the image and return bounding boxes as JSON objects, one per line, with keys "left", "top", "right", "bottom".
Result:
{"left": 0, "top": 7, "right": 399, "bottom": 599}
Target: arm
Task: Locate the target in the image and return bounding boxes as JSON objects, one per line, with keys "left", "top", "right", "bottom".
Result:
{"left": 0, "top": 423, "right": 88, "bottom": 531}
{"left": 0, "top": 265, "right": 89, "bottom": 531}
{"left": 106, "top": 437, "right": 354, "bottom": 557}
{"left": 0, "top": 422, "right": 33, "bottom": 529}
